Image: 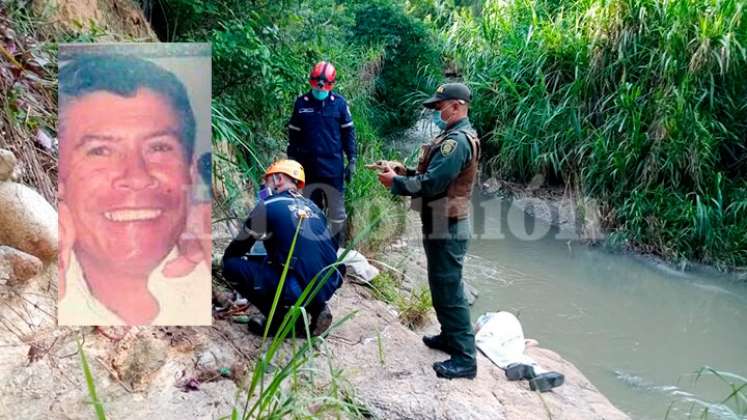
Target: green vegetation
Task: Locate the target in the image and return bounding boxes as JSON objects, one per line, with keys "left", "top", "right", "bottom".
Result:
{"left": 159, "top": 0, "right": 441, "bottom": 244}
{"left": 370, "top": 272, "right": 433, "bottom": 329}
{"left": 77, "top": 338, "right": 107, "bottom": 420}
{"left": 667, "top": 367, "right": 747, "bottom": 419}
{"left": 428, "top": 0, "right": 747, "bottom": 268}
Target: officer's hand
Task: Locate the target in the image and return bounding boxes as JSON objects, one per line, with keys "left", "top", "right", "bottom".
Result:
{"left": 378, "top": 165, "right": 395, "bottom": 188}
{"left": 344, "top": 161, "right": 356, "bottom": 183}
{"left": 163, "top": 202, "right": 211, "bottom": 278}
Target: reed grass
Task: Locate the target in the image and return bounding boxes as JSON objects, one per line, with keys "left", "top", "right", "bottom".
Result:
{"left": 667, "top": 367, "right": 747, "bottom": 419}
{"left": 438, "top": 0, "right": 747, "bottom": 268}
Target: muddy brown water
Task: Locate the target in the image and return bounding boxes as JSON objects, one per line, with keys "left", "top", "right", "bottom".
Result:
{"left": 461, "top": 198, "right": 747, "bottom": 420}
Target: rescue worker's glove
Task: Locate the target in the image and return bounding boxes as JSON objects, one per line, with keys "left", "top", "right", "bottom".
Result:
{"left": 365, "top": 160, "right": 407, "bottom": 176}
{"left": 344, "top": 160, "right": 356, "bottom": 183}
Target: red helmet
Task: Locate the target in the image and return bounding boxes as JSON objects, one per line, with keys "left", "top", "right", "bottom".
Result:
{"left": 309, "top": 61, "right": 336, "bottom": 91}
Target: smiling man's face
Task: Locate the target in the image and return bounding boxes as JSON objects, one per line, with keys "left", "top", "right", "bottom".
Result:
{"left": 60, "top": 88, "right": 191, "bottom": 274}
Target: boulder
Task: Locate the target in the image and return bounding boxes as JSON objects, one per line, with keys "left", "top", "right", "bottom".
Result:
{"left": 111, "top": 334, "right": 169, "bottom": 392}
{"left": 0, "top": 149, "right": 17, "bottom": 181}
{"left": 327, "top": 284, "right": 630, "bottom": 420}
{"left": 0, "top": 181, "right": 58, "bottom": 262}
{"left": 0, "top": 245, "right": 43, "bottom": 284}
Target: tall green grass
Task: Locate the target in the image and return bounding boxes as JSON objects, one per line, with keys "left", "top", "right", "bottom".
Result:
{"left": 437, "top": 0, "right": 747, "bottom": 268}
{"left": 77, "top": 339, "right": 107, "bottom": 420}
{"left": 667, "top": 367, "right": 747, "bottom": 419}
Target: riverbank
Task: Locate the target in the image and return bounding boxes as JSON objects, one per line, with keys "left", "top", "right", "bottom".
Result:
{"left": 0, "top": 257, "right": 628, "bottom": 419}
{"left": 483, "top": 176, "right": 747, "bottom": 281}
{"left": 0, "top": 195, "right": 626, "bottom": 419}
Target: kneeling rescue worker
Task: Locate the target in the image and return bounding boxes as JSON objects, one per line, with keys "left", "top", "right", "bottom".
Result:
{"left": 377, "top": 83, "right": 480, "bottom": 379}
{"left": 222, "top": 160, "right": 343, "bottom": 336}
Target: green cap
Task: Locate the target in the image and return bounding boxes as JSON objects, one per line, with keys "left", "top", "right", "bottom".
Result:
{"left": 423, "top": 82, "right": 471, "bottom": 108}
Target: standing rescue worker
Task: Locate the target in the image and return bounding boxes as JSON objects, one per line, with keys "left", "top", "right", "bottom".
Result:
{"left": 377, "top": 83, "right": 480, "bottom": 379}
{"left": 286, "top": 61, "right": 356, "bottom": 248}
{"left": 222, "top": 160, "right": 343, "bottom": 336}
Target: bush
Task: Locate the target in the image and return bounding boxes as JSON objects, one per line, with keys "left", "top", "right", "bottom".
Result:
{"left": 350, "top": 0, "right": 443, "bottom": 133}
{"left": 443, "top": 0, "right": 747, "bottom": 268}
{"left": 160, "top": 2, "right": 441, "bottom": 246}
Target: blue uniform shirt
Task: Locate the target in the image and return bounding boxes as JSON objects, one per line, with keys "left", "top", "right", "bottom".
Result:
{"left": 224, "top": 190, "right": 343, "bottom": 305}
{"left": 287, "top": 91, "right": 356, "bottom": 180}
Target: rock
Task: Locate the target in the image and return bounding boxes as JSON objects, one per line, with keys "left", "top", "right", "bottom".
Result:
{"left": 481, "top": 176, "right": 500, "bottom": 195}
{"left": 0, "top": 148, "right": 17, "bottom": 181}
{"left": 195, "top": 350, "right": 218, "bottom": 371}
{"left": 327, "top": 284, "right": 629, "bottom": 419}
{"left": 463, "top": 280, "right": 479, "bottom": 306}
{"left": 111, "top": 334, "right": 169, "bottom": 392}
{"left": 0, "top": 246, "right": 43, "bottom": 284}
{"left": 0, "top": 181, "right": 58, "bottom": 262}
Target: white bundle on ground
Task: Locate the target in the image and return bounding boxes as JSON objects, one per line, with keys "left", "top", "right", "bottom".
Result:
{"left": 475, "top": 311, "right": 543, "bottom": 372}
{"left": 337, "top": 249, "right": 380, "bottom": 284}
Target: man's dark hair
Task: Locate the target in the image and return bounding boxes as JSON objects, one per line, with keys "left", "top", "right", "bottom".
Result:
{"left": 59, "top": 53, "right": 196, "bottom": 159}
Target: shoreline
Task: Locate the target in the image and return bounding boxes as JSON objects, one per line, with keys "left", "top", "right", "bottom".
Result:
{"left": 483, "top": 176, "right": 747, "bottom": 282}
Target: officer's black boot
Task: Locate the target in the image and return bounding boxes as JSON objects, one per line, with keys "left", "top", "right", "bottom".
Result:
{"left": 433, "top": 358, "right": 477, "bottom": 380}
{"left": 422, "top": 334, "right": 454, "bottom": 355}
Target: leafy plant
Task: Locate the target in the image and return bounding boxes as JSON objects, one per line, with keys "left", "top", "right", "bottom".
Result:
{"left": 370, "top": 272, "right": 433, "bottom": 329}
{"left": 439, "top": 0, "right": 747, "bottom": 268}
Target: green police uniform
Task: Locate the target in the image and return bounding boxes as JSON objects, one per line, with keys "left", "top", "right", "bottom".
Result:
{"left": 390, "top": 116, "right": 479, "bottom": 373}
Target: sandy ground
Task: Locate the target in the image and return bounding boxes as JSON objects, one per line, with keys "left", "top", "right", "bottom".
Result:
{"left": 0, "top": 220, "right": 628, "bottom": 420}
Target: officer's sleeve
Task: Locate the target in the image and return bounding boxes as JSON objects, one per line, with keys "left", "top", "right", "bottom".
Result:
{"left": 339, "top": 99, "right": 357, "bottom": 163}
{"left": 287, "top": 100, "right": 303, "bottom": 160}
{"left": 390, "top": 135, "right": 471, "bottom": 197}
{"left": 223, "top": 202, "right": 271, "bottom": 259}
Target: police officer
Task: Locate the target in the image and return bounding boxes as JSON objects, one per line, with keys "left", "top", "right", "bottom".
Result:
{"left": 287, "top": 61, "right": 356, "bottom": 248}
{"left": 378, "top": 83, "right": 480, "bottom": 379}
{"left": 222, "top": 160, "right": 343, "bottom": 336}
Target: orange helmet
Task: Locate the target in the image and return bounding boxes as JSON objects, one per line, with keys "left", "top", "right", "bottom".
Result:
{"left": 265, "top": 159, "right": 305, "bottom": 189}
{"left": 309, "top": 61, "right": 336, "bottom": 91}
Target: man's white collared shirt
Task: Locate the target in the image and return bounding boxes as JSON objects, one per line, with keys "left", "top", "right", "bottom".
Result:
{"left": 58, "top": 248, "right": 211, "bottom": 326}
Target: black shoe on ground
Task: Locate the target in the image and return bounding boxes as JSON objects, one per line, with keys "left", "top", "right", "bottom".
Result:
{"left": 433, "top": 358, "right": 477, "bottom": 380}
{"left": 311, "top": 304, "right": 333, "bottom": 337}
{"left": 529, "top": 372, "right": 565, "bottom": 392}
{"left": 422, "top": 334, "right": 453, "bottom": 354}
{"left": 505, "top": 363, "right": 536, "bottom": 381}
{"left": 247, "top": 314, "right": 267, "bottom": 336}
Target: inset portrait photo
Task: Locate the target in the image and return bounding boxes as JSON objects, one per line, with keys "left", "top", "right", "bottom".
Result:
{"left": 57, "top": 43, "right": 212, "bottom": 326}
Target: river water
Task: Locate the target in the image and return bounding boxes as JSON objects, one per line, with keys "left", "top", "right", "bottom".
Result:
{"left": 462, "top": 198, "right": 747, "bottom": 420}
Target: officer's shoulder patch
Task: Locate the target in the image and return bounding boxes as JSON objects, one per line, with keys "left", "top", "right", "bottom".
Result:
{"left": 440, "top": 139, "right": 457, "bottom": 157}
